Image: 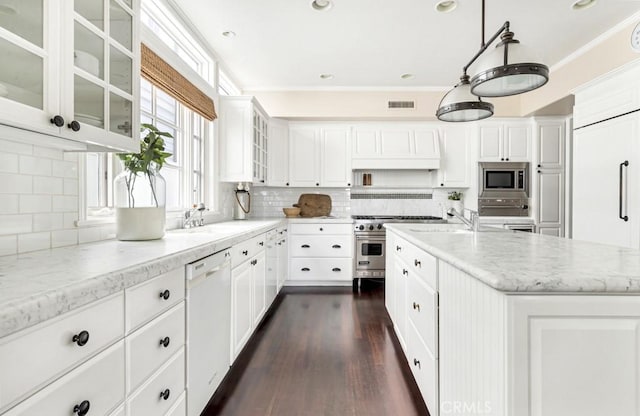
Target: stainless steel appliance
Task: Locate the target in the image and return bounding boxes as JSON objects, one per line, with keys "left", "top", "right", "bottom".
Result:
{"left": 353, "top": 215, "right": 447, "bottom": 280}
{"left": 504, "top": 223, "right": 535, "bottom": 232}
{"left": 478, "top": 162, "right": 530, "bottom": 216}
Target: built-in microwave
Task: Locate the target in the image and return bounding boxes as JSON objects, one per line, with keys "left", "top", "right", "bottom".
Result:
{"left": 479, "top": 162, "right": 529, "bottom": 198}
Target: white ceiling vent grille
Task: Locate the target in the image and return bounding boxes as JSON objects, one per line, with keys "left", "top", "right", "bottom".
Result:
{"left": 388, "top": 100, "right": 415, "bottom": 109}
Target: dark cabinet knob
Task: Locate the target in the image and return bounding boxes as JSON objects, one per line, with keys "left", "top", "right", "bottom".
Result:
{"left": 500, "top": 158, "right": 505, "bottom": 161}
{"left": 261, "top": 180, "right": 265, "bottom": 183}
{"left": 414, "top": 259, "right": 421, "bottom": 267}
{"left": 396, "top": 246, "right": 402, "bottom": 251}
{"left": 402, "top": 269, "right": 408, "bottom": 276}
{"left": 72, "top": 330, "right": 90, "bottom": 347}
{"left": 332, "top": 267, "right": 341, "bottom": 272}
{"left": 301, "top": 267, "right": 310, "bottom": 272}
{"left": 332, "top": 244, "right": 341, "bottom": 249}
{"left": 413, "top": 358, "right": 421, "bottom": 369}
{"left": 440, "top": 183, "right": 444, "bottom": 187}
{"left": 242, "top": 250, "right": 248, "bottom": 255}
{"left": 68, "top": 120, "right": 81, "bottom": 132}
{"left": 259, "top": 241, "right": 264, "bottom": 246}
{"left": 50, "top": 115, "right": 65, "bottom": 127}
{"left": 506, "top": 158, "right": 510, "bottom": 161}
{"left": 301, "top": 244, "right": 310, "bottom": 248}
{"left": 159, "top": 337, "right": 170, "bottom": 348}
{"left": 319, "top": 227, "right": 323, "bottom": 231}
{"left": 537, "top": 164, "right": 541, "bottom": 168}
{"left": 413, "top": 302, "right": 420, "bottom": 311}
{"left": 160, "top": 389, "right": 171, "bottom": 401}
{"left": 286, "top": 183, "right": 289, "bottom": 186}
{"left": 316, "top": 183, "right": 319, "bottom": 186}
{"left": 537, "top": 170, "right": 541, "bottom": 173}
{"left": 347, "top": 183, "right": 351, "bottom": 186}
{"left": 73, "top": 400, "right": 91, "bottom": 415}
{"left": 159, "top": 290, "right": 170, "bottom": 300}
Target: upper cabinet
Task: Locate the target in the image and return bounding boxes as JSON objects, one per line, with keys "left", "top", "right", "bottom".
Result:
{"left": 479, "top": 121, "right": 532, "bottom": 162}
{"left": 352, "top": 125, "right": 441, "bottom": 169}
{"left": 0, "top": 0, "right": 139, "bottom": 152}
{"left": 288, "top": 124, "right": 351, "bottom": 188}
{"left": 219, "top": 96, "right": 269, "bottom": 184}
{"left": 267, "top": 118, "right": 289, "bottom": 187}
{"left": 437, "top": 125, "right": 471, "bottom": 188}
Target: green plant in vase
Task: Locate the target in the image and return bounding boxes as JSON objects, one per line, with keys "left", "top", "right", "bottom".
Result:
{"left": 114, "top": 124, "right": 173, "bottom": 240}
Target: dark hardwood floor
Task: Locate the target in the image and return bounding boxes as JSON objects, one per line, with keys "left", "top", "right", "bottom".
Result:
{"left": 202, "top": 280, "right": 429, "bottom": 416}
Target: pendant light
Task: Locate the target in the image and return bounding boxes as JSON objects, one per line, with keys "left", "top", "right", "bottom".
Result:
{"left": 470, "top": 28, "right": 549, "bottom": 97}
{"left": 436, "top": 74, "right": 494, "bottom": 122}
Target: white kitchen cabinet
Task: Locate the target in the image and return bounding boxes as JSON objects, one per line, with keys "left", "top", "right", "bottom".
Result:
{"left": 231, "top": 233, "right": 267, "bottom": 359}
{"left": 0, "top": 0, "right": 140, "bottom": 152}
{"left": 573, "top": 113, "right": 639, "bottom": 248}
{"left": 276, "top": 227, "right": 288, "bottom": 292}
{"left": 219, "top": 96, "right": 270, "bottom": 184}
{"left": 479, "top": 121, "right": 532, "bottom": 162}
{"left": 392, "top": 258, "right": 409, "bottom": 353}
{"left": 0, "top": 293, "right": 124, "bottom": 413}
{"left": 535, "top": 120, "right": 565, "bottom": 237}
{"left": 437, "top": 125, "right": 471, "bottom": 188}
{"left": 288, "top": 124, "right": 351, "bottom": 187}
{"left": 288, "top": 222, "right": 353, "bottom": 284}
{"left": 267, "top": 118, "right": 289, "bottom": 187}
{"left": 351, "top": 124, "right": 441, "bottom": 169}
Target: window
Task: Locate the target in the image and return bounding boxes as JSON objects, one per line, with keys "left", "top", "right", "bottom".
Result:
{"left": 218, "top": 69, "right": 241, "bottom": 96}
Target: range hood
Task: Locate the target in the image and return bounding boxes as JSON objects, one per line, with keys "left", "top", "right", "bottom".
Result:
{"left": 351, "top": 130, "right": 441, "bottom": 170}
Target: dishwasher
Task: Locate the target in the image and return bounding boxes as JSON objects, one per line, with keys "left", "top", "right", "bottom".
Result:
{"left": 186, "top": 247, "right": 231, "bottom": 416}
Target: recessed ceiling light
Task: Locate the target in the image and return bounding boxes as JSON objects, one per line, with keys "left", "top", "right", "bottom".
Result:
{"left": 311, "top": 0, "right": 333, "bottom": 11}
{"left": 319, "top": 74, "right": 334, "bottom": 80}
{"left": 401, "top": 73, "right": 415, "bottom": 80}
{"left": 222, "top": 31, "right": 236, "bottom": 38}
{"left": 435, "top": 0, "right": 457, "bottom": 13}
{"left": 571, "top": 0, "right": 596, "bottom": 10}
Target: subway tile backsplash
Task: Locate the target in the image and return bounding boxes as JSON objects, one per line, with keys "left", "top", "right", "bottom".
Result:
{"left": 250, "top": 187, "right": 351, "bottom": 218}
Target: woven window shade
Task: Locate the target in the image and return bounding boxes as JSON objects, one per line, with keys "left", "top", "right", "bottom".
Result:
{"left": 141, "top": 43, "right": 217, "bottom": 121}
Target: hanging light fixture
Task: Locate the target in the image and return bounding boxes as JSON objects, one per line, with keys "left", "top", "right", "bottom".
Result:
{"left": 436, "top": 0, "right": 549, "bottom": 121}
{"left": 436, "top": 74, "right": 493, "bottom": 122}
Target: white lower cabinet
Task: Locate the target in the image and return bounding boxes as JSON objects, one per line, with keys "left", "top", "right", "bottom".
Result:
{"left": 126, "top": 347, "right": 185, "bottom": 416}
{"left": 252, "top": 250, "right": 267, "bottom": 327}
{"left": 276, "top": 227, "right": 289, "bottom": 291}
{"left": 165, "top": 391, "right": 187, "bottom": 416}
{"left": 3, "top": 341, "right": 125, "bottom": 416}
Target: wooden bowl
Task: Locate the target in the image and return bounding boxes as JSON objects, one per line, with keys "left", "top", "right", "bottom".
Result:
{"left": 283, "top": 207, "right": 301, "bottom": 217}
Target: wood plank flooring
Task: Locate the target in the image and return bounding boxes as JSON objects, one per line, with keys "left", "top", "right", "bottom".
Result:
{"left": 203, "top": 280, "right": 429, "bottom": 416}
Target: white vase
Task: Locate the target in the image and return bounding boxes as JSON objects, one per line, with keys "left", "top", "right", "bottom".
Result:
{"left": 116, "top": 207, "right": 166, "bottom": 240}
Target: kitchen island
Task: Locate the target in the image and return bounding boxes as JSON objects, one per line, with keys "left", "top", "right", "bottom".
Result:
{"left": 385, "top": 223, "right": 640, "bottom": 416}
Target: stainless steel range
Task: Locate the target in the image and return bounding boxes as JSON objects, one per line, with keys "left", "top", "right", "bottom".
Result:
{"left": 353, "top": 215, "right": 446, "bottom": 280}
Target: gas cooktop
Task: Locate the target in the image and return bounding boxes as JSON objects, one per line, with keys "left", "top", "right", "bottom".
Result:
{"left": 352, "top": 215, "right": 444, "bottom": 221}
{"left": 352, "top": 215, "right": 447, "bottom": 232}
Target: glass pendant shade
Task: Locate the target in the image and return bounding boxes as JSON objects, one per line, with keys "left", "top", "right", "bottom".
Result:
{"left": 470, "top": 32, "right": 549, "bottom": 97}
{"left": 436, "top": 75, "right": 494, "bottom": 122}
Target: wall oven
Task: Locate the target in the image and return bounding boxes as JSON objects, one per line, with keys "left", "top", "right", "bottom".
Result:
{"left": 355, "top": 234, "right": 386, "bottom": 278}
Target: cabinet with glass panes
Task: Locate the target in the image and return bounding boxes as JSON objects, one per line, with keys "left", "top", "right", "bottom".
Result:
{"left": 252, "top": 109, "right": 268, "bottom": 184}
{"left": 0, "top": 0, "right": 139, "bottom": 152}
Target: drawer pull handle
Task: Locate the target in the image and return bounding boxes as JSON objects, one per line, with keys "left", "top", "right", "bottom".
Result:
{"left": 73, "top": 400, "right": 91, "bottom": 415}
{"left": 413, "top": 358, "right": 421, "bottom": 369}
{"left": 402, "top": 269, "right": 408, "bottom": 276}
{"left": 301, "top": 267, "right": 310, "bottom": 272}
{"left": 259, "top": 241, "right": 264, "bottom": 246}
{"left": 72, "top": 330, "right": 90, "bottom": 347}
{"left": 414, "top": 259, "right": 421, "bottom": 267}
{"left": 332, "top": 244, "right": 341, "bottom": 249}
{"left": 332, "top": 267, "right": 341, "bottom": 272}
{"left": 413, "top": 302, "right": 421, "bottom": 312}
{"left": 159, "top": 290, "right": 171, "bottom": 300}
{"left": 160, "top": 389, "right": 171, "bottom": 401}
{"left": 319, "top": 227, "right": 323, "bottom": 231}
{"left": 159, "top": 337, "right": 171, "bottom": 348}
{"left": 251, "top": 259, "right": 258, "bottom": 266}
{"left": 396, "top": 246, "right": 402, "bottom": 251}
{"left": 301, "top": 244, "right": 310, "bottom": 248}
{"left": 242, "top": 250, "right": 249, "bottom": 256}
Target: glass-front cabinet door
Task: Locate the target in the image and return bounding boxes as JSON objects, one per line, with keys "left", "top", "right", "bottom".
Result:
{"left": 0, "top": 0, "right": 60, "bottom": 134}
{"left": 63, "top": 0, "right": 138, "bottom": 151}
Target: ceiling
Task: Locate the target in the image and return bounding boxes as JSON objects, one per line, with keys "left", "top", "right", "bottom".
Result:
{"left": 174, "top": 0, "right": 640, "bottom": 91}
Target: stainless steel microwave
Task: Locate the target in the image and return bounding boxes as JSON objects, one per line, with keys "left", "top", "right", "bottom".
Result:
{"left": 479, "top": 162, "right": 529, "bottom": 198}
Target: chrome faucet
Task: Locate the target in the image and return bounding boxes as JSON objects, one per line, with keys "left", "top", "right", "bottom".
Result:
{"left": 183, "top": 203, "right": 208, "bottom": 228}
{"left": 447, "top": 207, "right": 480, "bottom": 231}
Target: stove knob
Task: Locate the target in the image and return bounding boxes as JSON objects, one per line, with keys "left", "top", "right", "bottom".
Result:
{"left": 377, "top": 224, "right": 383, "bottom": 230}
{"left": 358, "top": 225, "right": 365, "bottom": 231}
{"left": 368, "top": 225, "right": 374, "bottom": 231}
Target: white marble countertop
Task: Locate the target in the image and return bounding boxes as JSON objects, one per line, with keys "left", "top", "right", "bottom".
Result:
{"left": 0, "top": 219, "right": 285, "bottom": 338}
{"left": 385, "top": 223, "right": 640, "bottom": 294}
{"left": 284, "top": 216, "right": 353, "bottom": 223}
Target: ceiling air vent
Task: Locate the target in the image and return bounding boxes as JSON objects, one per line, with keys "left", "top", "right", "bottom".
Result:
{"left": 388, "top": 100, "right": 415, "bottom": 109}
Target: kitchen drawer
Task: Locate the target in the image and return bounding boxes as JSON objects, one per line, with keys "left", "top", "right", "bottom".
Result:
{"left": 126, "top": 301, "right": 186, "bottom": 393}
{"left": 126, "top": 267, "right": 185, "bottom": 334}
{"left": 289, "top": 223, "right": 352, "bottom": 235}
{"left": 0, "top": 293, "right": 124, "bottom": 412}
{"left": 165, "top": 391, "right": 186, "bottom": 416}
{"left": 405, "top": 243, "right": 437, "bottom": 291}
{"left": 289, "top": 258, "right": 352, "bottom": 281}
{"left": 3, "top": 341, "right": 125, "bottom": 416}
{"left": 127, "top": 347, "right": 185, "bottom": 416}
{"left": 289, "top": 235, "right": 353, "bottom": 258}
{"left": 407, "top": 319, "right": 439, "bottom": 416}
{"left": 231, "top": 233, "right": 266, "bottom": 269}
{"left": 407, "top": 271, "right": 438, "bottom": 358}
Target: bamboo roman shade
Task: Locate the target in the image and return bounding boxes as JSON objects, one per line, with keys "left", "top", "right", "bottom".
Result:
{"left": 141, "top": 43, "right": 217, "bottom": 121}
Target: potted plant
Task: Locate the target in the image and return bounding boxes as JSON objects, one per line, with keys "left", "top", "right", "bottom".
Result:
{"left": 114, "top": 124, "right": 173, "bottom": 241}
{"left": 447, "top": 191, "right": 464, "bottom": 213}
